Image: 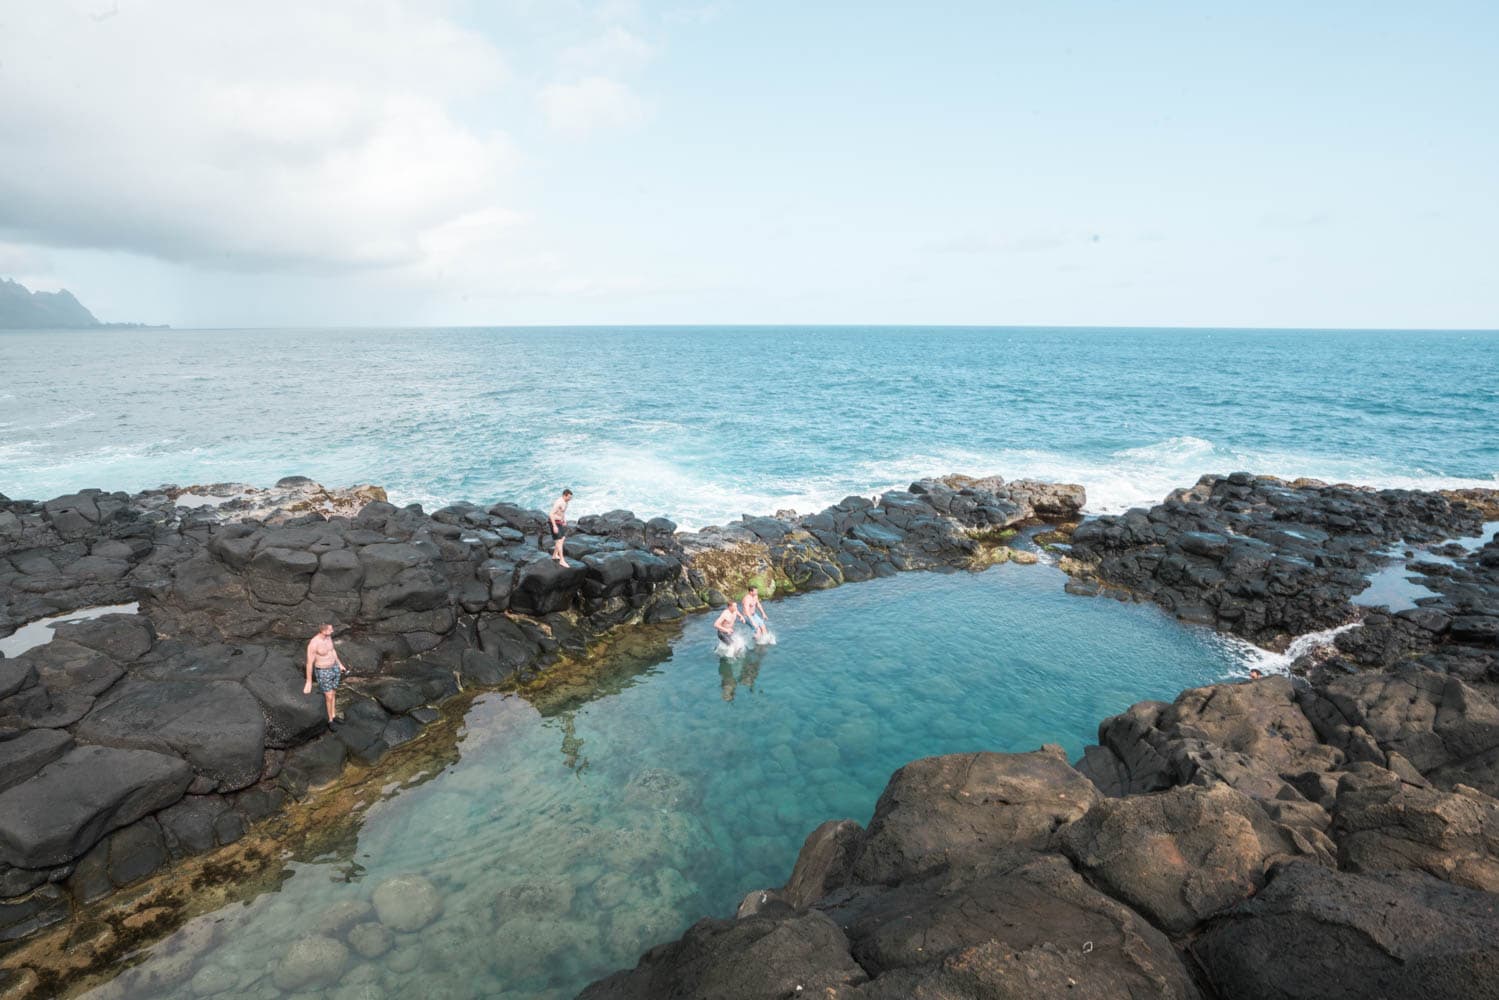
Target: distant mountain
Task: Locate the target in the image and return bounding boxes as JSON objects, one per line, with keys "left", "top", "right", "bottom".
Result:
{"left": 0, "top": 277, "right": 102, "bottom": 328}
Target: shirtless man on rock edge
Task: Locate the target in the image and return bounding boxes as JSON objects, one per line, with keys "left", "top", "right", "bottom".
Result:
{"left": 549, "top": 488, "right": 573, "bottom": 567}
{"left": 303, "top": 624, "right": 348, "bottom": 725}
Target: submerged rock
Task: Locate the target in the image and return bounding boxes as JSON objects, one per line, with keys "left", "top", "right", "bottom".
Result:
{"left": 372, "top": 873, "right": 443, "bottom": 932}
{"left": 272, "top": 934, "right": 349, "bottom": 991}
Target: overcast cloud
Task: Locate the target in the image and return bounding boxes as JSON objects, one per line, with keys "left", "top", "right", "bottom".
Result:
{"left": 0, "top": 3, "right": 526, "bottom": 273}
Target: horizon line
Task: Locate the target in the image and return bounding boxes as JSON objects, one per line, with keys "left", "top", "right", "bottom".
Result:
{"left": 8, "top": 323, "right": 1499, "bottom": 334}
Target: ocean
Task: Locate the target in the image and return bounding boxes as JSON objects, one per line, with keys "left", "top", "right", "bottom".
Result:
{"left": 3, "top": 326, "right": 1495, "bottom": 523}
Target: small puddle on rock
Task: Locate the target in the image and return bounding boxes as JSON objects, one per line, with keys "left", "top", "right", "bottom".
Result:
{"left": 0, "top": 603, "right": 139, "bottom": 657}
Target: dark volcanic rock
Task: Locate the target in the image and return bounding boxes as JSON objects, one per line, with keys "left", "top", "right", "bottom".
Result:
{"left": 782, "top": 819, "right": 863, "bottom": 910}
{"left": 241, "top": 651, "right": 329, "bottom": 747}
{"left": 1312, "top": 667, "right": 1499, "bottom": 796}
{"left": 830, "top": 854, "right": 1201, "bottom": 999}
{"left": 0, "top": 728, "right": 73, "bottom": 793}
{"left": 0, "top": 745, "right": 191, "bottom": 867}
{"left": 578, "top": 910, "right": 868, "bottom": 1000}
{"left": 852, "top": 747, "right": 1099, "bottom": 884}
{"left": 75, "top": 678, "right": 266, "bottom": 791}
{"left": 510, "top": 557, "right": 589, "bottom": 616}
{"left": 13, "top": 639, "right": 123, "bottom": 696}
{"left": 1331, "top": 762, "right": 1499, "bottom": 891}
{"left": 1065, "top": 474, "right": 1489, "bottom": 645}
{"left": 1059, "top": 783, "right": 1328, "bottom": 933}
{"left": 1193, "top": 861, "right": 1499, "bottom": 1000}
{"left": 51, "top": 613, "right": 154, "bottom": 662}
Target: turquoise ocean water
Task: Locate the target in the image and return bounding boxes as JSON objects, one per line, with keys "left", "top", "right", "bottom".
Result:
{"left": 3, "top": 327, "right": 1496, "bottom": 525}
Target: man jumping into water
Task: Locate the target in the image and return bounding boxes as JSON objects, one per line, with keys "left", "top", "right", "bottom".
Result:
{"left": 303, "top": 623, "right": 348, "bottom": 725}
{"left": 549, "top": 488, "right": 573, "bottom": 567}
{"left": 714, "top": 602, "right": 745, "bottom": 647}
{"left": 741, "top": 584, "right": 770, "bottom": 641}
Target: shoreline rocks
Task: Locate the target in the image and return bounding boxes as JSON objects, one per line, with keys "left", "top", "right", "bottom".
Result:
{"left": 581, "top": 474, "right": 1499, "bottom": 1000}
{"left": 0, "top": 473, "right": 1082, "bottom": 952}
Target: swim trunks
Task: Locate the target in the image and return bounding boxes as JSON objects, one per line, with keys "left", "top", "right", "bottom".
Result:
{"left": 314, "top": 666, "right": 341, "bottom": 693}
{"left": 748, "top": 612, "right": 765, "bottom": 630}
{"left": 715, "top": 628, "right": 734, "bottom": 646}
{"left": 549, "top": 522, "right": 567, "bottom": 540}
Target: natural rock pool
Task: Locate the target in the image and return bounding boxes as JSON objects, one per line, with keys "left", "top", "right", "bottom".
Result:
{"left": 82, "top": 563, "right": 1255, "bottom": 1000}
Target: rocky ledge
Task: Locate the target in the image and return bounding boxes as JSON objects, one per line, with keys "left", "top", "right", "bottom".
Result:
{"left": 581, "top": 474, "right": 1499, "bottom": 1000}
{"left": 0, "top": 474, "right": 1081, "bottom": 953}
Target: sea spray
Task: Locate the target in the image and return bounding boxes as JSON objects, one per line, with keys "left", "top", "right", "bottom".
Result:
{"left": 1212, "top": 621, "right": 1364, "bottom": 676}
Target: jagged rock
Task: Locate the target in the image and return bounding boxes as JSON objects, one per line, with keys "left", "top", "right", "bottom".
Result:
{"left": 1331, "top": 762, "right": 1499, "bottom": 891}
{"left": 852, "top": 747, "right": 1099, "bottom": 884}
{"left": 1193, "top": 861, "right": 1499, "bottom": 1000}
{"left": 0, "top": 745, "right": 191, "bottom": 867}
{"left": 1315, "top": 668, "right": 1499, "bottom": 795}
{"left": 1080, "top": 677, "right": 1342, "bottom": 804}
{"left": 782, "top": 819, "right": 863, "bottom": 909}
{"left": 1059, "top": 783, "right": 1330, "bottom": 933}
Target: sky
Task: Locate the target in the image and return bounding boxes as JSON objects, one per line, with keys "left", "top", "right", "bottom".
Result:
{"left": 0, "top": 0, "right": 1495, "bottom": 329}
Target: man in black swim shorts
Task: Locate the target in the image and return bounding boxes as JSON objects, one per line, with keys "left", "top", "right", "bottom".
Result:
{"left": 548, "top": 488, "right": 573, "bottom": 566}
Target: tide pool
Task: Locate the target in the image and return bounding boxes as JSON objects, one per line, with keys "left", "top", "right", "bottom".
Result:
{"left": 85, "top": 563, "right": 1251, "bottom": 1000}
{"left": 2, "top": 326, "right": 1496, "bottom": 527}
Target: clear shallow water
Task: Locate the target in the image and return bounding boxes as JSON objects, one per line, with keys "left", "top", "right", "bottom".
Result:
{"left": 3, "top": 326, "right": 1497, "bottom": 527}
{"left": 87, "top": 565, "right": 1249, "bottom": 1000}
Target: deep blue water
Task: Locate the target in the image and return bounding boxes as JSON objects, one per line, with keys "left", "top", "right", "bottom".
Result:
{"left": 3, "top": 326, "right": 1496, "bottom": 526}
{"left": 90, "top": 564, "right": 1253, "bottom": 1000}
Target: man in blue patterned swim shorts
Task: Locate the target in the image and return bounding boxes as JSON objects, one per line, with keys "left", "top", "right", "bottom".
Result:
{"left": 302, "top": 623, "right": 348, "bottom": 726}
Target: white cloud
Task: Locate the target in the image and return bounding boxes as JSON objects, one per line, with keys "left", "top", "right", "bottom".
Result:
{"left": 539, "top": 76, "right": 650, "bottom": 135}
{"left": 559, "top": 25, "right": 656, "bottom": 75}
{"left": 0, "top": 2, "right": 513, "bottom": 272}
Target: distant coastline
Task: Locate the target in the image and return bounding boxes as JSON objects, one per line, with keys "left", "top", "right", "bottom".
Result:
{"left": 0, "top": 276, "right": 160, "bottom": 329}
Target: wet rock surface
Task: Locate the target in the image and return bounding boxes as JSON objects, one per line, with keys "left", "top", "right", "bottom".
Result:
{"left": 0, "top": 474, "right": 1080, "bottom": 950}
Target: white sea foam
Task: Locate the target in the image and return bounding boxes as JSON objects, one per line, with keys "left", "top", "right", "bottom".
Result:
{"left": 472, "top": 436, "right": 1499, "bottom": 532}
{"left": 1208, "top": 622, "right": 1363, "bottom": 677}
{"left": 716, "top": 634, "right": 750, "bottom": 658}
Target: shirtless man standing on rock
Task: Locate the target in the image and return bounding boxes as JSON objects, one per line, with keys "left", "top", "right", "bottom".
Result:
{"left": 303, "top": 624, "right": 348, "bottom": 725}
{"left": 549, "top": 488, "right": 573, "bottom": 567}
